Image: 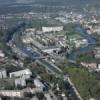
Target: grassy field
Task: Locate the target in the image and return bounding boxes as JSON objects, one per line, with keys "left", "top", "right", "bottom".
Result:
{"left": 63, "top": 66, "right": 100, "bottom": 100}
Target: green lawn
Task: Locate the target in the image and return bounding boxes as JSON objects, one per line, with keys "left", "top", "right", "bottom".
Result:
{"left": 63, "top": 66, "right": 100, "bottom": 100}
{"left": 57, "top": 31, "right": 67, "bottom": 35}
{"left": 76, "top": 53, "right": 95, "bottom": 63}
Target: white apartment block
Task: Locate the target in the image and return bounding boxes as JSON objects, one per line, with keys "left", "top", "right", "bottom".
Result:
{"left": 0, "top": 90, "right": 23, "bottom": 97}
{"left": 9, "top": 69, "right": 32, "bottom": 78}
{"left": 42, "top": 26, "right": 63, "bottom": 33}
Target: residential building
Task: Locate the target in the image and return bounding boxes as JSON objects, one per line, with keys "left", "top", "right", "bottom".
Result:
{"left": 9, "top": 69, "right": 32, "bottom": 78}
{"left": 44, "top": 93, "right": 52, "bottom": 100}
{"left": 34, "top": 78, "right": 44, "bottom": 90}
{"left": 94, "top": 48, "right": 100, "bottom": 58}
{"left": 0, "top": 50, "right": 5, "bottom": 58}
{"left": 0, "top": 90, "right": 23, "bottom": 98}
{"left": 0, "top": 69, "right": 7, "bottom": 79}
{"left": 15, "top": 78, "right": 26, "bottom": 87}
{"left": 42, "top": 26, "right": 63, "bottom": 33}
{"left": 30, "top": 96, "right": 39, "bottom": 100}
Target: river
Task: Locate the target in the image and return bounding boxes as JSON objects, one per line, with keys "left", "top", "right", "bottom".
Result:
{"left": 68, "top": 25, "right": 96, "bottom": 61}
